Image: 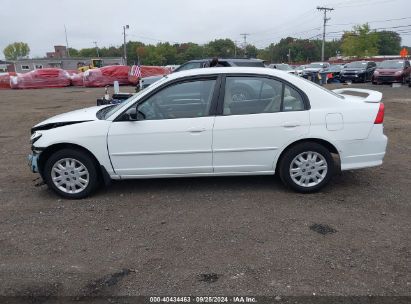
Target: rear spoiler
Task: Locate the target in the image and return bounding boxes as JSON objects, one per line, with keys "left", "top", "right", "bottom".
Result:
{"left": 332, "top": 88, "right": 382, "bottom": 103}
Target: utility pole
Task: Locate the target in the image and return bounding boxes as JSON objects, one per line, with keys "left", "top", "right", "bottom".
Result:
{"left": 123, "top": 25, "right": 129, "bottom": 65}
{"left": 240, "top": 33, "right": 250, "bottom": 58}
{"left": 234, "top": 40, "right": 238, "bottom": 58}
{"left": 317, "top": 6, "right": 334, "bottom": 62}
{"left": 64, "top": 25, "right": 70, "bottom": 58}
{"left": 93, "top": 41, "right": 99, "bottom": 57}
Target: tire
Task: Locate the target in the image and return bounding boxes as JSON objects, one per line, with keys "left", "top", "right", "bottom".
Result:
{"left": 44, "top": 149, "right": 99, "bottom": 199}
{"left": 278, "top": 142, "right": 335, "bottom": 193}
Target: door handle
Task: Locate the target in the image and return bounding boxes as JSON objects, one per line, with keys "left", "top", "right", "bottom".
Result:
{"left": 188, "top": 127, "right": 206, "bottom": 133}
{"left": 283, "top": 122, "right": 300, "bottom": 128}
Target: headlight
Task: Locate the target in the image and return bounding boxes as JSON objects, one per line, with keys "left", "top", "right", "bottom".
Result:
{"left": 30, "top": 131, "right": 42, "bottom": 144}
{"left": 374, "top": 71, "right": 379, "bottom": 76}
{"left": 395, "top": 70, "right": 402, "bottom": 76}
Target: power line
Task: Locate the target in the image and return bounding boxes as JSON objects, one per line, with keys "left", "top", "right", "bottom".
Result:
{"left": 317, "top": 6, "right": 334, "bottom": 61}
{"left": 93, "top": 41, "right": 99, "bottom": 57}
{"left": 328, "top": 16, "right": 411, "bottom": 27}
{"left": 64, "top": 25, "right": 70, "bottom": 57}
{"left": 240, "top": 33, "right": 250, "bottom": 57}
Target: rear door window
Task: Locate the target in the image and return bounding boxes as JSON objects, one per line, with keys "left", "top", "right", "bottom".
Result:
{"left": 222, "top": 76, "right": 305, "bottom": 115}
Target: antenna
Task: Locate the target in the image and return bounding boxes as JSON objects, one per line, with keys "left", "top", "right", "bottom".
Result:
{"left": 317, "top": 6, "right": 334, "bottom": 61}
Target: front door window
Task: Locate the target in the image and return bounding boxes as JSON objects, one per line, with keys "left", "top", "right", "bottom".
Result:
{"left": 138, "top": 79, "right": 216, "bottom": 120}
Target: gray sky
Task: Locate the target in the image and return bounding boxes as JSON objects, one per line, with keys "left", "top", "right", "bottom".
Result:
{"left": 1, "top": 0, "right": 410, "bottom": 59}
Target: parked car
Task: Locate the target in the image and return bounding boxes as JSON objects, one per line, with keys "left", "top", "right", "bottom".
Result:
{"left": 29, "top": 67, "right": 387, "bottom": 198}
{"left": 302, "top": 62, "right": 330, "bottom": 75}
{"left": 139, "top": 58, "right": 265, "bottom": 89}
{"left": 268, "top": 63, "right": 296, "bottom": 74}
{"left": 324, "top": 64, "right": 344, "bottom": 83}
{"left": 339, "top": 61, "right": 377, "bottom": 83}
{"left": 372, "top": 60, "right": 411, "bottom": 84}
{"left": 294, "top": 65, "right": 306, "bottom": 77}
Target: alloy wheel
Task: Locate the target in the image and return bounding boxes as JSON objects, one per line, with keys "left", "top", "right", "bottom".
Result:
{"left": 289, "top": 151, "right": 328, "bottom": 187}
{"left": 51, "top": 158, "right": 89, "bottom": 194}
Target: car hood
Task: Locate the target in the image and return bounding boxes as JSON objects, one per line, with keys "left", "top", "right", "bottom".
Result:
{"left": 375, "top": 68, "right": 402, "bottom": 73}
{"left": 342, "top": 69, "right": 365, "bottom": 73}
{"left": 33, "top": 106, "right": 104, "bottom": 129}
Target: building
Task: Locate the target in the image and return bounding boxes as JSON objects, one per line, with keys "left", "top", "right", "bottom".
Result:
{"left": 0, "top": 60, "right": 13, "bottom": 72}
{"left": 46, "top": 45, "right": 68, "bottom": 59}
{"left": 12, "top": 57, "right": 124, "bottom": 73}
{"left": 9, "top": 45, "right": 124, "bottom": 73}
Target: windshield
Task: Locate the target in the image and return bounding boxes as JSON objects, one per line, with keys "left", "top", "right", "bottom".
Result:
{"left": 346, "top": 61, "right": 367, "bottom": 69}
{"left": 379, "top": 60, "right": 404, "bottom": 69}
{"left": 328, "top": 65, "right": 342, "bottom": 72}
{"left": 101, "top": 76, "right": 170, "bottom": 119}
{"left": 275, "top": 64, "right": 292, "bottom": 71}
{"left": 307, "top": 63, "right": 324, "bottom": 68}
{"left": 174, "top": 62, "right": 203, "bottom": 72}
{"left": 99, "top": 87, "right": 149, "bottom": 119}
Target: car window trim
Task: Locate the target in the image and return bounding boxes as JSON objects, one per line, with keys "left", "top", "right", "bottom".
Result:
{"left": 215, "top": 73, "right": 310, "bottom": 116}
{"left": 113, "top": 74, "right": 221, "bottom": 122}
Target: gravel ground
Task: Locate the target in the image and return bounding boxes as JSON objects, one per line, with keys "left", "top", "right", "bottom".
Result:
{"left": 0, "top": 83, "right": 410, "bottom": 297}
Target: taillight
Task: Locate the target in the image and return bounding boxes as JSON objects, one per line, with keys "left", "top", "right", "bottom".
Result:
{"left": 374, "top": 102, "right": 385, "bottom": 124}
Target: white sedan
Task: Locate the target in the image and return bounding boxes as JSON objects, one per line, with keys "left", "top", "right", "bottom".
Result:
{"left": 29, "top": 67, "right": 387, "bottom": 199}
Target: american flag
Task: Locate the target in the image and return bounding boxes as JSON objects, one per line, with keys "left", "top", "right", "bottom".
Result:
{"left": 130, "top": 65, "right": 142, "bottom": 78}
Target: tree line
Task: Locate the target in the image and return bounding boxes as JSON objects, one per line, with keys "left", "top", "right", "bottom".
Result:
{"left": 3, "top": 24, "right": 409, "bottom": 64}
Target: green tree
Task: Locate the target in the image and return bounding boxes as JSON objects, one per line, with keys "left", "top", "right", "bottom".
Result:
{"left": 126, "top": 41, "right": 145, "bottom": 64}
{"left": 376, "top": 31, "right": 401, "bottom": 55}
{"left": 245, "top": 44, "right": 258, "bottom": 58}
{"left": 177, "top": 43, "right": 204, "bottom": 63}
{"left": 3, "top": 42, "right": 30, "bottom": 60}
{"left": 78, "top": 48, "right": 98, "bottom": 57}
{"left": 204, "top": 39, "right": 236, "bottom": 58}
{"left": 67, "top": 47, "right": 79, "bottom": 57}
{"left": 341, "top": 24, "right": 379, "bottom": 57}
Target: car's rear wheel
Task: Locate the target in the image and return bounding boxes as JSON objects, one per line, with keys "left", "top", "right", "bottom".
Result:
{"left": 44, "top": 149, "right": 99, "bottom": 199}
{"left": 279, "top": 142, "right": 334, "bottom": 193}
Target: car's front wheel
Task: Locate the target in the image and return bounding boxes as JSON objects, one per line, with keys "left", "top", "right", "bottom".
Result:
{"left": 44, "top": 149, "right": 99, "bottom": 199}
{"left": 279, "top": 142, "right": 334, "bottom": 193}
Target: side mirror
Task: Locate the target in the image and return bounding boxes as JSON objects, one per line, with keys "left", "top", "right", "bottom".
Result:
{"left": 121, "top": 106, "right": 147, "bottom": 121}
{"left": 123, "top": 107, "right": 137, "bottom": 121}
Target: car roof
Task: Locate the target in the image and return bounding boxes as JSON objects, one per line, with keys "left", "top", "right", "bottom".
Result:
{"left": 165, "top": 66, "right": 289, "bottom": 81}
{"left": 382, "top": 59, "right": 405, "bottom": 62}
{"left": 186, "top": 58, "right": 264, "bottom": 63}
